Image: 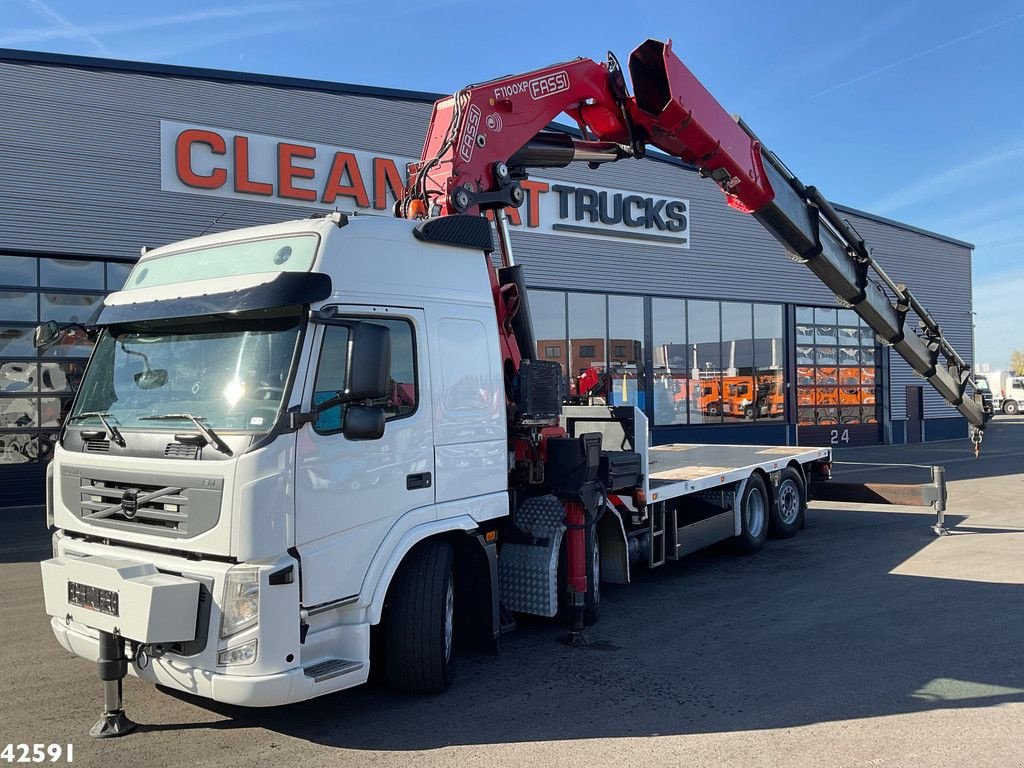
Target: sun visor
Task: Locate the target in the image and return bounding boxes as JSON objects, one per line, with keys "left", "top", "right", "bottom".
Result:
{"left": 97, "top": 271, "right": 332, "bottom": 325}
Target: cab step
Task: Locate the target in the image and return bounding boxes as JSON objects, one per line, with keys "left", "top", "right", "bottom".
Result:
{"left": 303, "top": 659, "right": 364, "bottom": 682}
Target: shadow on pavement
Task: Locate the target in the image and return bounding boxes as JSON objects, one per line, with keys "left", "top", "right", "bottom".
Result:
{"left": 152, "top": 502, "right": 1023, "bottom": 750}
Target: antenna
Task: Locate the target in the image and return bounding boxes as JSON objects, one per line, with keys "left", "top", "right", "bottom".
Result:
{"left": 197, "top": 212, "right": 226, "bottom": 237}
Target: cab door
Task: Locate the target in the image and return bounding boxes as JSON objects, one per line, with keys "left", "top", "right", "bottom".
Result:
{"left": 294, "top": 307, "right": 433, "bottom": 606}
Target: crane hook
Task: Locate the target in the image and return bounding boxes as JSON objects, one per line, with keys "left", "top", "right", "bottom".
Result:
{"left": 970, "top": 426, "right": 983, "bottom": 459}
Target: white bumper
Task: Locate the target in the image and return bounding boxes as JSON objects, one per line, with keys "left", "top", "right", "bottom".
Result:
{"left": 49, "top": 617, "right": 362, "bottom": 706}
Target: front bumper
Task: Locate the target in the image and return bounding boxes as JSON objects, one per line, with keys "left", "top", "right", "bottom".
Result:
{"left": 51, "top": 617, "right": 315, "bottom": 707}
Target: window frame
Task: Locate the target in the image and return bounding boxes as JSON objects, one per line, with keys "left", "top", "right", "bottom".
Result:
{"left": 310, "top": 313, "right": 420, "bottom": 436}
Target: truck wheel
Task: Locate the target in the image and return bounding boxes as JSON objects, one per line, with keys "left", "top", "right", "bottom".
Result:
{"left": 734, "top": 474, "right": 769, "bottom": 554}
{"left": 743, "top": 405, "right": 755, "bottom": 420}
{"left": 384, "top": 540, "right": 455, "bottom": 693}
{"left": 1003, "top": 400, "right": 1018, "bottom": 415}
{"left": 769, "top": 467, "right": 805, "bottom": 539}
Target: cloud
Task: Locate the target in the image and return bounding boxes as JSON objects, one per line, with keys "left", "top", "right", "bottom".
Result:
{"left": 810, "top": 11, "right": 1024, "bottom": 99}
{"left": 20, "top": 0, "right": 110, "bottom": 54}
{"left": 0, "top": 2, "right": 325, "bottom": 46}
{"left": 866, "top": 143, "right": 1024, "bottom": 214}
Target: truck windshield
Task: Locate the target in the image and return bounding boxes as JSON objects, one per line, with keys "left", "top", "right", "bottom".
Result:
{"left": 70, "top": 310, "right": 302, "bottom": 432}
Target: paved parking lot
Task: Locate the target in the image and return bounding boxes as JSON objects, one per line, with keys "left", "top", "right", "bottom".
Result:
{"left": 2, "top": 418, "right": 1022, "bottom": 768}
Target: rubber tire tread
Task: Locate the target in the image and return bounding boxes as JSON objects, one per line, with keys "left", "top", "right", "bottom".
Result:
{"left": 384, "top": 540, "right": 455, "bottom": 693}
{"left": 768, "top": 466, "right": 805, "bottom": 539}
{"left": 734, "top": 473, "right": 769, "bottom": 554}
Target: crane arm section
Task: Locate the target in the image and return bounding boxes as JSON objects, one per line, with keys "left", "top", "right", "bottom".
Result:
{"left": 402, "top": 39, "right": 988, "bottom": 437}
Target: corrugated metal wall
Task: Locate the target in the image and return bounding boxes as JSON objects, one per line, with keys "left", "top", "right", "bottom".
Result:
{"left": 0, "top": 55, "right": 973, "bottom": 429}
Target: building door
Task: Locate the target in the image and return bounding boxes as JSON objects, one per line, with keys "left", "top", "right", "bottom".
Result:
{"left": 906, "top": 385, "right": 924, "bottom": 443}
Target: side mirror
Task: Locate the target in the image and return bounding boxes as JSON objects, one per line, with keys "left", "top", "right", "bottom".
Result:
{"left": 33, "top": 320, "right": 60, "bottom": 349}
{"left": 346, "top": 322, "right": 391, "bottom": 400}
{"left": 343, "top": 404, "right": 385, "bottom": 440}
{"left": 134, "top": 368, "right": 168, "bottom": 390}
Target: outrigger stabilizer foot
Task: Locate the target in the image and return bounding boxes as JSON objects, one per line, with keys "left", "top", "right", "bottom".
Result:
{"left": 560, "top": 600, "right": 591, "bottom": 647}
{"left": 90, "top": 630, "right": 137, "bottom": 738}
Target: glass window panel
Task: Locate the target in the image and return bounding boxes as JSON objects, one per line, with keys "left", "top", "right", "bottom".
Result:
{"left": 723, "top": 375, "right": 757, "bottom": 420}
{"left": 815, "top": 308, "right": 838, "bottom": 325}
{"left": 796, "top": 345, "right": 814, "bottom": 365}
{"left": 106, "top": 262, "right": 133, "bottom": 291}
{"left": 754, "top": 304, "right": 785, "bottom": 421}
{"left": 0, "top": 396, "right": 38, "bottom": 427}
{"left": 38, "top": 431, "right": 57, "bottom": 461}
{"left": 838, "top": 326, "right": 860, "bottom": 345}
{"left": 39, "top": 361, "right": 86, "bottom": 392}
{"left": 797, "top": 407, "right": 816, "bottom": 425}
{"left": 652, "top": 298, "right": 688, "bottom": 426}
{"left": 816, "top": 406, "right": 839, "bottom": 425}
{"left": 0, "top": 362, "right": 38, "bottom": 393}
{"left": 568, "top": 293, "right": 606, "bottom": 399}
{"left": 0, "top": 432, "right": 38, "bottom": 464}
{"left": 722, "top": 302, "right": 753, "bottom": 372}
{"left": 859, "top": 327, "right": 876, "bottom": 347}
{"left": 530, "top": 290, "right": 567, "bottom": 379}
{"left": 608, "top": 295, "right": 644, "bottom": 409}
{"left": 838, "top": 346, "right": 860, "bottom": 366}
{"left": 0, "top": 326, "right": 35, "bottom": 357}
{"left": 0, "top": 290, "right": 38, "bottom": 322}
{"left": 837, "top": 309, "right": 858, "bottom": 326}
{"left": 39, "top": 396, "right": 72, "bottom": 427}
{"left": 687, "top": 300, "right": 721, "bottom": 423}
{"left": 312, "top": 325, "right": 351, "bottom": 433}
{"left": 40, "top": 259, "right": 104, "bottom": 290}
{"left": 0, "top": 255, "right": 37, "bottom": 287}
{"left": 795, "top": 306, "right": 814, "bottom": 324}
{"left": 815, "top": 346, "right": 837, "bottom": 365}
{"left": 40, "top": 293, "right": 104, "bottom": 323}
{"left": 797, "top": 385, "right": 815, "bottom": 406}
{"left": 814, "top": 323, "right": 837, "bottom": 345}
{"left": 839, "top": 407, "right": 861, "bottom": 425}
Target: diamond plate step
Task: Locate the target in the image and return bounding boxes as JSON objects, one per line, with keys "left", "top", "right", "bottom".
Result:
{"left": 303, "top": 658, "right": 364, "bottom": 682}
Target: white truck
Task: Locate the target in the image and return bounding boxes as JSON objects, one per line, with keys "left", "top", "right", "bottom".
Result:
{"left": 976, "top": 370, "right": 1024, "bottom": 414}
{"left": 36, "top": 39, "right": 983, "bottom": 738}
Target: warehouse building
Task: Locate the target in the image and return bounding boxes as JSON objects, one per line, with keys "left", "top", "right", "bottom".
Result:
{"left": 0, "top": 49, "right": 975, "bottom": 506}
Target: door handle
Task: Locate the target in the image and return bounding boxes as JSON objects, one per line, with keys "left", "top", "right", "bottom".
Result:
{"left": 406, "top": 472, "right": 432, "bottom": 490}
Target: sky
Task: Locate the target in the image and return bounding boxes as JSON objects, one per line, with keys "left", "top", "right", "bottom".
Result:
{"left": 2, "top": 0, "right": 1022, "bottom": 369}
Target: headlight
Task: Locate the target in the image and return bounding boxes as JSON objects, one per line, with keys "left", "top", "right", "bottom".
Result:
{"left": 220, "top": 566, "right": 260, "bottom": 637}
{"left": 218, "top": 638, "right": 258, "bottom": 666}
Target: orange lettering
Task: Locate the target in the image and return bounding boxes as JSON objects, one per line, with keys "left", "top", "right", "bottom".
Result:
{"left": 520, "top": 180, "right": 549, "bottom": 228}
{"left": 175, "top": 129, "right": 226, "bottom": 189}
{"left": 373, "top": 157, "right": 406, "bottom": 210}
{"left": 322, "top": 152, "right": 369, "bottom": 207}
{"left": 278, "top": 142, "right": 317, "bottom": 201}
{"left": 233, "top": 136, "right": 273, "bottom": 196}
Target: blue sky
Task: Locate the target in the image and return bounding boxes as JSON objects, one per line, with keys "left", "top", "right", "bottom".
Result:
{"left": 3, "top": 0, "right": 1022, "bottom": 368}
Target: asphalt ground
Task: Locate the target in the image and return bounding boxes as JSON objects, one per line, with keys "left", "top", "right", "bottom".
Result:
{"left": 1, "top": 417, "right": 1022, "bottom": 767}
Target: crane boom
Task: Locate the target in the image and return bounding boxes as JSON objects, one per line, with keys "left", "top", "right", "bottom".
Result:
{"left": 401, "top": 38, "right": 989, "bottom": 440}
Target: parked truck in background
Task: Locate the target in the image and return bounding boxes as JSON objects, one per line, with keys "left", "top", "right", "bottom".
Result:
{"left": 34, "top": 38, "right": 986, "bottom": 738}
{"left": 976, "top": 370, "right": 1024, "bottom": 414}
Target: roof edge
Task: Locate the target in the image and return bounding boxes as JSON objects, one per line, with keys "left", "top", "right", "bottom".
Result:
{"left": 832, "top": 202, "right": 974, "bottom": 251}
{"left": 0, "top": 47, "right": 444, "bottom": 104}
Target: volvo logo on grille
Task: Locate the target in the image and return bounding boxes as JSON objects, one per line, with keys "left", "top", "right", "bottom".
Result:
{"left": 120, "top": 488, "right": 140, "bottom": 519}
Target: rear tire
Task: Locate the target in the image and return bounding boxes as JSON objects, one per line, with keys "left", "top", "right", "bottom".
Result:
{"left": 1003, "top": 400, "right": 1019, "bottom": 415}
{"left": 734, "top": 474, "right": 769, "bottom": 554}
{"left": 384, "top": 540, "right": 455, "bottom": 693}
{"left": 769, "top": 467, "right": 805, "bottom": 539}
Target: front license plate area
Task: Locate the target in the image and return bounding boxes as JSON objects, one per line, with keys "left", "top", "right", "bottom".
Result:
{"left": 68, "top": 581, "right": 119, "bottom": 616}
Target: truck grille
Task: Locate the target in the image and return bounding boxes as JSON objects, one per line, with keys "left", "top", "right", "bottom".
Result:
{"left": 84, "top": 439, "right": 110, "bottom": 453}
{"left": 164, "top": 442, "right": 199, "bottom": 459}
{"left": 60, "top": 465, "right": 224, "bottom": 539}
{"left": 78, "top": 478, "right": 189, "bottom": 533}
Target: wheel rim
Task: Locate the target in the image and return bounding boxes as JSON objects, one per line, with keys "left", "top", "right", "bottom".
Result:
{"left": 778, "top": 478, "right": 800, "bottom": 525}
{"left": 443, "top": 574, "right": 454, "bottom": 662}
{"left": 746, "top": 487, "right": 766, "bottom": 538}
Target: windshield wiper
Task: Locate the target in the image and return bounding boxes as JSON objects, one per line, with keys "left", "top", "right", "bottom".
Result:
{"left": 67, "top": 411, "right": 127, "bottom": 447}
{"left": 139, "top": 413, "right": 233, "bottom": 456}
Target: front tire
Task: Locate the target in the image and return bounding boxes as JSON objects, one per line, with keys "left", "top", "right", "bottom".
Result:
{"left": 1003, "top": 400, "right": 1019, "bottom": 415}
{"left": 769, "top": 467, "right": 805, "bottom": 538}
{"left": 734, "top": 474, "right": 769, "bottom": 554}
{"left": 384, "top": 540, "right": 455, "bottom": 693}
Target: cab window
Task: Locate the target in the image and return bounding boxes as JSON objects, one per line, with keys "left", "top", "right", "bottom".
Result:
{"left": 312, "top": 317, "right": 417, "bottom": 434}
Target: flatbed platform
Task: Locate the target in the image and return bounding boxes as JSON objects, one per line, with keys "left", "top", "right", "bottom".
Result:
{"left": 646, "top": 443, "right": 831, "bottom": 502}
